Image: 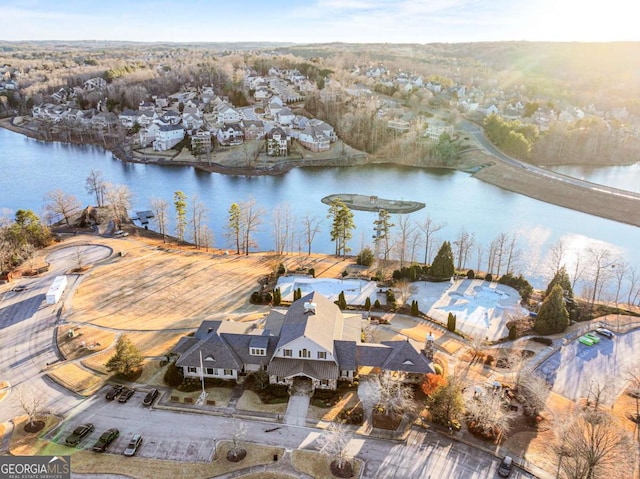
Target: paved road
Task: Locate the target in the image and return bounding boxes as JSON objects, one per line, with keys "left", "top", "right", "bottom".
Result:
{"left": 459, "top": 119, "right": 640, "bottom": 202}
{"left": 0, "top": 244, "right": 112, "bottom": 423}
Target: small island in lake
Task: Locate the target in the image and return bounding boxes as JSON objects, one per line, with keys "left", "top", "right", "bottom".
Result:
{"left": 321, "top": 194, "right": 425, "bottom": 213}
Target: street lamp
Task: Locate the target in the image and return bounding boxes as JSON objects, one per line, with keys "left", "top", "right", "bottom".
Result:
{"left": 590, "top": 261, "right": 616, "bottom": 315}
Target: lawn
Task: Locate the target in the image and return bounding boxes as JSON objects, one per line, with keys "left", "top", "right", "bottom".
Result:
{"left": 46, "top": 362, "right": 105, "bottom": 395}
{"left": 292, "top": 449, "right": 362, "bottom": 479}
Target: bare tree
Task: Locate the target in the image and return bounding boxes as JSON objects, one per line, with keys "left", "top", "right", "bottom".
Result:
{"left": 43, "top": 189, "right": 81, "bottom": 226}
{"left": 85, "top": 169, "right": 107, "bottom": 207}
{"left": 418, "top": 214, "right": 445, "bottom": 265}
{"left": 240, "top": 197, "right": 265, "bottom": 255}
{"left": 453, "top": 227, "right": 474, "bottom": 271}
{"left": 373, "top": 371, "right": 416, "bottom": 418}
{"left": 556, "top": 409, "right": 635, "bottom": 479}
{"left": 272, "top": 203, "right": 294, "bottom": 255}
{"left": 465, "top": 388, "right": 517, "bottom": 441}
{"left": 300, "top": 213, "right": 321, "bottom": 255}
{"left": 104, "top": 183, "right": 133, "bottom": 224}
{"left": 200, "top": 225, "right": 214, "bottom": 252}
{"left": 625, "top": 365, "right": 640, "bottom": 427}
{"left": 190, "top": 195, "right": 208, "bottom": 249}
{"left": 516, "top": 370, "right": 550, "bottom": 418}
{"left": 546, "top": 238, "right": 567, "bottom": 279}
{"left": 504, "top": 233, "right": 521, "bottom": 275}
{"left": 571, "top": 248, "right": 588, "bottom": 291}
{"left": 394, "top": 215, "right": 415, "bottom": 268}
{"left": 490, "top": 233, "right": 509, "bottom": 278}
{"left": 150, "top": 196, "right": 169, "bottom": 243}
{"left": 394, "top": 279, "right": 416, "bottom": 308}
{"left": 318, "top": 423, "right": 354, "bottom": 474}
{"left": 625, "top": 266, "right": 640, "bottom": 307}
{"left": 475, "top": 243, "right": 485, "bottom": 273}
{"left": 13, "top": 385, "right": 47, "bottom": 429}
{"left": 587, "top": 247, "right": 616, "bottom": 312}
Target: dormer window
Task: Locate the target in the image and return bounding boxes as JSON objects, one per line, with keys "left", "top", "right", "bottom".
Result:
{"left": 299, "top": 348, "right": 311, "bottom": 358}
{"left": 250, "top": 347, "right": 266, "bottom": 356}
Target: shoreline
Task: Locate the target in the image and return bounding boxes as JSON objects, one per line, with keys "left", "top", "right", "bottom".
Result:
{"left": 2, "top": 119, "right": 640, "bottom": 227}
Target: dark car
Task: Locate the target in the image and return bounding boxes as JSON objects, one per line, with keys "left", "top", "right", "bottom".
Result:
{"left": 92, "top": 428, "right": 119, "bottom": 452}
{"left": 123, "top": 434, "right": 142, "bottom": 456}
{"left": 142, "top": 388, "right": 159, "bottom": 406}
{"left": 105, "top": 384, "right": 124, "bottom": 400}
{"left": 118, "top": 387, "right": 134, "bottom": 403}
{"left": 65, "top": 423, "right": 94, "bottom": 446}
{"left": 11, "top": 284, "right": 28, "bottom": 292}
{"left": 498, "top": 455, "right": 513, "bottom": 477}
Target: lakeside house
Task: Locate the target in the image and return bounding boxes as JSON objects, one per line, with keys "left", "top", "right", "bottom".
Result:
{"left": 173, "top": 292, "right": 434, "bottom": 391}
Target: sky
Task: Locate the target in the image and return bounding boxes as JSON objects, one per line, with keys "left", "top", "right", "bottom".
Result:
{"left": 2, "top": 0, "right": 637, "bottom": 44}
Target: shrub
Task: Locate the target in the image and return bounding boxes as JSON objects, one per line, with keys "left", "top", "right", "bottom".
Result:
{"left": 531, "top": 336, "right": 553, "bottom": 346}
{"left": 163, "top": 361, "right": 183, "bottom": 388}
{"left": 485, "top": 273, "right": 493, "bottom": 282}
{"left": 356, "top": 247, "right": 374, "bottom": 266}
{"left": 433, "top": 363, "right": 444, "bottom": 375}
{"left": 508, "top": 325, "right": 517, "bottom": 340}
{"left": 467, "top": 270, "right": 475, "bottom": 279}
{"left": 251, "top": 291, "right": 262, "bottom": 304}
{"left": 484, "top": 354, "right": 494, "bottom": 365}
{"left": 411, "top": 300, "right": 420, "bottom": 316}
{"left": 341, "top": 270, "right": 348, "bottom": 277}
{"left": 447, "top": 312, "right": 457, "bottom": 332}
{"left": 309, "top": 267, "right": 315, "bottom": 278}
{"left": 277, "top": 263, "right": 286, "bottom": 275}
{"left": 374, "top": 299, "right": 381, "bottom": 309}
{"left": 263, "top": 292, "right": 272, "bottom": 303}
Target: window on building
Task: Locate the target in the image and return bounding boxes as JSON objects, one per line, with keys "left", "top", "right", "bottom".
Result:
{"left": 250, "top": 348, "right": 266, "bottom": 356}
{"left": 223, "top": 369, "right": 233, "bottom": 376}
{"left": 206, "top": 368, "right": 214, "bottom": 375}
{"left": 283, "top": 349, "right": 292, "bottom": 357}
{"left": 299, "top": 349, "right": 311, "bottom": 358}
{"left": 320, "top": 380, "right": 329, "bottom": 387}
{"left": 317, "top": 351, "right": 327, "bottom": 359}
{"left": 187, "top": 367, "right": 197, "bottom": 374}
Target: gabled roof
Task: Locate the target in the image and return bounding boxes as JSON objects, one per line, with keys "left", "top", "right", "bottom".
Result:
{"left": 268, "top": 358, "right": 338, "bottom": 380}
{"left": 334, "top": 340, "right": 357, "bottom": 370}
{"left": 380, "top": 340, "right": 433, "bottom": 374}
{"left": 275, "top": 292, "right": 343, "bottom": 353}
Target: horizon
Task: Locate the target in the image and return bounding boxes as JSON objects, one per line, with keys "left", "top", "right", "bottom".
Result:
{"left": 2, "top": 0, "right": 637, "bottom": 44}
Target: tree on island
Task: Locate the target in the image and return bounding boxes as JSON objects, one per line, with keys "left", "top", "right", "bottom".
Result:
{"left": 430, "top": 241, "right": 455, "bottom": 279}
{"left": 319, "top": 423, "right": 355, "bottom": 478}
{"left": 327, "top": 199, "right": 355, "bottom": 257}
{"left": 534, "top": 284, "right": 570, "bottom": 334}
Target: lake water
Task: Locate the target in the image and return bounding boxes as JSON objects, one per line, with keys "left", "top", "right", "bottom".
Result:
{"left": 546, "top": 163, "right": 640, "bottom": 194}
{"left": 1, "top": 127, "right": 638, "bottom": 294}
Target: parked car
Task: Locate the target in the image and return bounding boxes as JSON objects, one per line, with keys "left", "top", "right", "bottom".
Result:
{"left": 584, "top": 332, "right": 600, "bottom": 344}
{"left": 123, "top": 434, "right": 142, "bottom": 456}
{"left": 118, "top": 388, "right": 134, "bottom": 403}
{"left": 65, "top": 423, "right": 94, "bottom": 446}
{"left": 578, "top": 335, "right": 595, "bottom": 346}
{"left": 92, "top": 428, "right": 119, "bottom": 452}
{"left": 498, "top": 455, "right": 513, "bottom": 477}
{"left": 143, "top": 388, "right": 159, "bottom": 406}
{"left": 10, "top": 284, "right": 28, "bottom": 292}
{"left": 105, "top": 384, "right": 124, "bottom": 400}
{"left": 595, "top": 327, "right": 614, "bottom": 339}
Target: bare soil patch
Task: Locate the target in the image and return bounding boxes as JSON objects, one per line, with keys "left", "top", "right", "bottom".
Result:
{"left": 57, "top": 324, "right": 116, "bottom": 360}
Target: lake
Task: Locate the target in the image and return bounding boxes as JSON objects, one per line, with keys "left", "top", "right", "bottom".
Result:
{"left": 1, "top": 127, "right": 638, "bottom": 296}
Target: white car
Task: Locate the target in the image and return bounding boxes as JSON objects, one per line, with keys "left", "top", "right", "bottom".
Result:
{"left": 123, "top": 434, "right": 142, "bottom": 456}
{"left": 595, "top": 327, "right": 614, "bottom": 339}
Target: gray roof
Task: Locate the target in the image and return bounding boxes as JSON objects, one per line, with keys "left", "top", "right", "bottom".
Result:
{"left": 334, "top": 340, "right": 357, "bottom": 370}
{"left": 175, "top": 329, "right": 243, "bottom": 370}
{"left": 380, "top": 340, "right": 433, "bottom": 374}
{"left": 275, "top": 292, "right": 344, "bottom": 353}
{"left": 268, "top": 358, "right": 338, "bottom": 380}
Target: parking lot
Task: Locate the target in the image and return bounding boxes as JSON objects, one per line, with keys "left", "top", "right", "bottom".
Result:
{"left": 46, "top": 386, "right": 216, "bottom": 462}
{"left": 536, "top": 329, "right": 640, "bottom": 402}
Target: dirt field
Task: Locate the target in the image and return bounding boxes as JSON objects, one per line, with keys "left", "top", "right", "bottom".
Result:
{"left": 64, "top": 233, "right": 357, "bottom": 357}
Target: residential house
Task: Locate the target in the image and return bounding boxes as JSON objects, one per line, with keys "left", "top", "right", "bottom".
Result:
{"left": 82, "top": 77, "right": 106, "bottom": 92}
{"left": 182, "top": 112, "right": 204, "bottom": 131}
{"left": 297, "top": 126, "right": 330, "bottom": 152}
{"left": 216, "top": 103, "right": 241, "bottom": 124}
{"left": 388, "top": 118, "right": 411, "bottom": 132}
{"left": 137, "top": 110, "right": 157, "bottom": 127}
{"left": 479, "top": 104, "right": 499, "bottom": 117}
{"left": 159, "top": 110, "right": 181, "bottom": 126}
{"left": 154, "top": 95, "right": 169, "bottom": 108}
{"left": 254, "top": 87, "right": 270, "bottom": 102}
{"left": 139, "top": 101, "right": 155, "bottom": 112}
{"left": 266, "top": 126, "right": 289, "bottom": 157}
{"left": 267, "top": 96, "right": 284, "bottom": 118}
{"left": 424, "top": 120, "right": 454, "bottom": 141}
{"left": 153, "top": 124, "right": 185, "bottom": 151}
{"left": 216, "top": 123, "right": 244, "bottom": 146}
{"left": 173, "top": 292, "right": 433, "bottom": 391}
{"left": 118, "top": 109, "right": 139, "bottom": 128}
{"left": 191, "top": 129, "right": 212, "bottom": 152}
{"left": 139, "top": 123, "right": 161, "bottom": 147}
{"left": 308, "top": 119, "right": 337, "bottom": 142}
{"left": 241, "top": 119, "right": 266, "bottom": 140}
{"left": 276, "top": 107, "right": 295, "bottom": 126}
{"left": 292, "top": 115, "right": 310, "bottom": 130}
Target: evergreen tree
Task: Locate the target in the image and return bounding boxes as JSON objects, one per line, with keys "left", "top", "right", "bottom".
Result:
{"left": 338, "top": 291, "right": 347, "bottom": 310}
{"left": 327, "top": 199, "right": 355, "bottom": 256}
{"left": 545, "top": 266, "right": 573, "bottom": 300}
{"left": 105, "top": 335, "right": 143, "bottom": 377}
{"left": 430, "top": 241, "right": 455, "bottom": 279}
{"left": 174, "top": 191, "right": 188, "bottom": 243}
{"left": 534, "top": 284, "right": 570, "bottom": 334}
{"left": 364, "top": 297, "right": 372, "bottom": 311}
{"left": 226, "top": 203, "right": 242, "bottom": 254}
{"left": 273, "top": 288, "right": 281, "bottom": 306}
{"left": 447, "top": 312, "right": 457, "bottom": 332}
{"left": 427, "top": 376, "right": 465, "bottom": 426}
{"left": 411, "top": 300, "right": 420, "bottom": 316}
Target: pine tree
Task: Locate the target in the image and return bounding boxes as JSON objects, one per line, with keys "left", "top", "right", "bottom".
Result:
{"left": 364, "top": 297, "right": 372, "bottom": 311}
{"left": 447, "top": 312, "right": 457, "bottom": 332}
{"left": 105, "top": 335, "right": 143, "bottom": 377}
{"left": 338, "top": 291, "right": 347, "bottom": 310}
{"left": 545, "top": 266, "right": 573, "bottom": 300}
{"left": 534, "top": 284, "right": 570, "bottom": 334}
{"left": 174, "top": 191, "right": 187, "bottom": 244}
{"left": 411, "top": 300, "right": 420, "bottom": 316}
{"left": 430, "top": 241, "right": 455, "bottom": 279}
